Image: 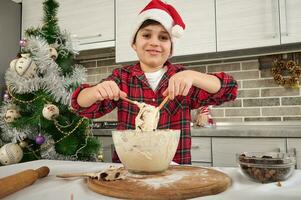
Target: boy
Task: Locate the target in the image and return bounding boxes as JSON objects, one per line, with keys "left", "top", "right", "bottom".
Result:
{"left": 71, "top": 0, "right": 237, "bottom": 164}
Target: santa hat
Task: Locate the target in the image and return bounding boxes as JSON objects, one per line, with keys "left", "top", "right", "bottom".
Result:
{"left": 131, "top": 0, "right": 185, "bottom": 45}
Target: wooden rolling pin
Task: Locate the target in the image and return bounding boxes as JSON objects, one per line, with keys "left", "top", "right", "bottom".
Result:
{"left": 0, "top": 166, "right": 50, "bottom": 199}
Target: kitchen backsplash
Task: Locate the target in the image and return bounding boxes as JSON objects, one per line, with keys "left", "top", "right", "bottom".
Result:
{"left": 75, "top": 48, "right": 301, "bottom": 123}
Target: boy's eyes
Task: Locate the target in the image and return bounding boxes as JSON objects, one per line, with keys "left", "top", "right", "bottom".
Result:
{"left": 141, "top": 33, "right": 170, "bottom": 41}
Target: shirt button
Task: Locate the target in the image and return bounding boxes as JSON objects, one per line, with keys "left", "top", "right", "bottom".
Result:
{"left": 152, "top": 98, "right": 156, "bottom": 102}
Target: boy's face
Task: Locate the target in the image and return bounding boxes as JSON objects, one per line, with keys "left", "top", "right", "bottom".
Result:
{"left": 132, "top": 24, "right": 172, "bottom": 72}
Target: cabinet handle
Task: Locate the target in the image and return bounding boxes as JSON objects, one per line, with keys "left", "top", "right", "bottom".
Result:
{"left": 191, "top": 145, "right": 200, "bottom": 149}
{"left": 74, "top": 33, "right": 102, "bottom": 40}
{"left": 279, "top": 0, "right": 289, "bottom": 36}
{"left": 271, "top": 0, "right": 279, "bottom": 39}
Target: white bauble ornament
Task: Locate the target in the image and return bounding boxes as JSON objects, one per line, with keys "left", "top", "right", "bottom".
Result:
{"left": 10, "top": 54, "right": 38, "bottom": 79}
{"left": 0, "top": 143, "right": 23, "bottom": 165}
{"left": 4, "top": 109, "right": 21, "bottom": 123}
{"left": 49, "top": 47, "right": 58, "bottom": 60}
{"left": 42, "top": 104, "right": 59, "bottom": 120}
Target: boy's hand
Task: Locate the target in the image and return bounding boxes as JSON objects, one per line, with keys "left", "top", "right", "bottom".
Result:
{"left": 163, "top": 71, "right": 194, "bottom": 100}
{"left": 93, "top": 81, "right": 127, "bottom": 101}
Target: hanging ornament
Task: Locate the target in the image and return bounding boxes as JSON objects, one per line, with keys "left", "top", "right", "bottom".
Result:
{"left": 35, "top": 134, "right": 45, "bottom": 145}
{"left": 3, "top": 90, "right": 11, "bottom": 102}
{"left": 19, "top": 39, "right": 28, "bottom": 47}
{"left": 42, "top": 104, "right": 59, "bottom": 120}
{"left": 0, "top": 143, "right": 23, "bottom": 165}
{"left": 4, "top": 108, "right": 21, "bottom": 123}
{"left": 19, "top": 140, "right": 28, "bottom": 148}
{"left": 9, "top": 53, "right": 38, "bottom": 79}
{"left": 49, "top": 47, "right": 58, "bottom": 60}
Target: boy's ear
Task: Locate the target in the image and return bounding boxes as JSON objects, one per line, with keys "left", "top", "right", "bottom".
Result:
{"left": 131, "top": 43, "right": 137, "bottom": 51}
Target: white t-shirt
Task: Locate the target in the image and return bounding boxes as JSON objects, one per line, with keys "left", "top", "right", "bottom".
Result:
{"left": 145, "top": 67, "right": 167, "bottom": 91}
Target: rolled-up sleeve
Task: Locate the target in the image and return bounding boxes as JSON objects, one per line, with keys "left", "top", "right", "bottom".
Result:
{"left": 71, "top": 70, "right": 118, "bottom": 118}
{"left": 190, "top": 72, "right": 238, "bottom": 109}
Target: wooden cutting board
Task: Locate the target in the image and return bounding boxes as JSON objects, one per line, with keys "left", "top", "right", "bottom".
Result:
{"left": 87, "top": 165, "right": 231, "bottom": 200}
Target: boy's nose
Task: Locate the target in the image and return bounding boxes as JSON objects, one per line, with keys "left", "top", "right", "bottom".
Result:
{"left": 149, "top": 37, "right": 160, "bottom": 46}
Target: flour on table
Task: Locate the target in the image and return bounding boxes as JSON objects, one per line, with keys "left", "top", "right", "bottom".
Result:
{"left": 136, "top": 171, "right": 187, "bottom": 189}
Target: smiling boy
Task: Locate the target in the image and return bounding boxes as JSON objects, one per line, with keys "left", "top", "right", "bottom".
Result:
{"left": 71, "top": 0, "right": 238, "bottom": 164}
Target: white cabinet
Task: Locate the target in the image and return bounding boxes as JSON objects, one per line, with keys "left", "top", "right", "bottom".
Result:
{"left": 287, "top": 138, "right": 301, "bottom": 169}
{"left": 115, "top": 0, "right": 216, "bottom": 63}
{"left": 191, "top": 137, "right": 212, "bottom": 166}
{"left": 279, "top": 0, "right": 301, "bottom": 44}
{"left": 216, "top": 0, "right": 280, "bottom": 51}
{"left": 21, "top": 0, "right": 114, "bottom": 51}
{"left": 169, "top": 0, "right": 216, "bottom": 57}
{"left": 212, "top": 138, "right": 286, "bottom": 167}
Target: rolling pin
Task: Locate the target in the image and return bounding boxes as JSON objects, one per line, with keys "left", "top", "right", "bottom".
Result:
{"left": 0, "top": 166, "right": 50, "bottom": 199}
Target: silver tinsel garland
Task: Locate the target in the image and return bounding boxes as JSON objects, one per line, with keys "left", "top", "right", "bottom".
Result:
{"left": 1, "top": 33, "right": 89, "bottom": 161}
{"left": 5, "top": 36, "right": 87, "bottom": 105}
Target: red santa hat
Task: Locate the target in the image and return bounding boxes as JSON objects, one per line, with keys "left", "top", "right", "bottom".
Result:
{"left": 131, "top": 0, "right": 185, "bottom": 45}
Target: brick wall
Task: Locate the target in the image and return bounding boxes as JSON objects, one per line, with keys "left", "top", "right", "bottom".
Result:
{"left": 76, "top": 48, "right": 301, "bottom": 123}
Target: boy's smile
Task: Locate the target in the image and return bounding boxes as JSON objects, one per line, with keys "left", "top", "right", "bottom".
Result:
{"left": 132, "top": 24, "right": 172, "bottom": 72}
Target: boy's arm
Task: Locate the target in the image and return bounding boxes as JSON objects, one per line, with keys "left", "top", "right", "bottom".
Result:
{"left": 189, "top": 71, "right": 238, "bottom": 109}
{"left": 71, "top": 69, "right": 124, "bottom": 118}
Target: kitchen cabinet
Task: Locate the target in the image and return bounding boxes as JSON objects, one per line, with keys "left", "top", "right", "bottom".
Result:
{"left": 98, "top": 136, "right": 114, "bottom": 162}
{"left": 212, "top": 138, "right": 286, "bottom": 167}
{"left": 216, "top": 0, "right": 280, "bottom": 51}
{"left": 279, "top": 0, "right": 301, "bottom": 44}
{"left": 191, "top": 137, "right": 212, "bottom": 166}
{"left": 287, "top": 138, "right": 301, "bottom": 169}
{"left": 115, "top": 0, "right": 216, "bottom": 63}
{"left": 21, "top": 0, "right": 114, "bottom": 51}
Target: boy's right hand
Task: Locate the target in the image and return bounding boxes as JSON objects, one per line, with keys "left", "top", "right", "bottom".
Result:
{"left": 93, "top": 81, "right": 127, "bottom": 101}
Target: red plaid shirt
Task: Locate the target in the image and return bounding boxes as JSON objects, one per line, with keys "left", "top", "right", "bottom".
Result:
{"left": 71, "top": 61, "right": 237, "bottom": 164}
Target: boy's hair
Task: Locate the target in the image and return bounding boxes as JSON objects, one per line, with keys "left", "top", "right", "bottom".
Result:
{"left": 132, "top": 19, "right": 161, "bottom": 44}
{"left": 132, "top": 19, "right": 173, "bottom": 53}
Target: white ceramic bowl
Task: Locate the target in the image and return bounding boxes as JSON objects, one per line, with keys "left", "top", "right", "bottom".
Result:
{"left": 112, "top": 129, "right": 180, "bottom": 174}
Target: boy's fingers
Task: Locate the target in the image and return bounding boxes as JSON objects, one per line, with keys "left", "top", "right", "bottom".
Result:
{"left": 182, "top": 84, "right": 190, "bottom": 96}
{"left": 168, "top": 79, "right": 175, "bottom": 100}
{"left": 119, "top": 91, "right": 127, "bottom": 98}
{"left": 162, "top": 89, "right": 168, "bottom": 96}
{"left": 109, "top": 82, "right": 120, "bottom": 100}
{"left": 97, "top": 87, "right": 108, "bottom": 100}
{"left": 179, "top": 82, "right": 186, "bottom": 95}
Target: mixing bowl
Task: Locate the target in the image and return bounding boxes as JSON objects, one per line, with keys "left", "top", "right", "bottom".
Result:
{"left": 112, "top": 129, "right": 180, "bottom": 174}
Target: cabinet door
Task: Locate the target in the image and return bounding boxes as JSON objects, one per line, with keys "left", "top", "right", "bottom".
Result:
{"left": 279, "top": 0, "right": 301, "bottom": 44}
{"left": 287, "top": 138, "right": 301, "bottom": 169}
{"left": 98, "top": 136, "right": 114, "bottom": 162}
{"left": 191, "top": 137, "right": 212, "bottom": 166}
{"left": 115, "top": 0, "right": 216, "bottom": 63}
{"left": 22, "top": 0, "right": 114, "bottom": 47}
{"left": 169, "top": 0, "right": 216, "bottom": 57}
{"left": 115, "top": 0, "right": 146, "bottom": 63}
{"left": 216, "top": 0, "right": 280, "bottom": 51}
{"left": 21, "top": 0, "right": 43, "bottom": 35}
{"left": 212, "top": 138, "right": 286, "bottom": 167}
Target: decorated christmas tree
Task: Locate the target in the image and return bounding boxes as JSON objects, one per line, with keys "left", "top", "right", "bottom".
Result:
{"left": 0, "top": 0, "right": 100, "bottom": 165}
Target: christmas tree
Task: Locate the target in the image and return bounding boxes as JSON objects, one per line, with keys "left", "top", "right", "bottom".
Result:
{"left": 0, "top": 0, "right": 100, "bottom": 165}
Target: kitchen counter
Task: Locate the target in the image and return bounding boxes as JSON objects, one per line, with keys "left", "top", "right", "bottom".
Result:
{"left": 92, "top": 122, "right": 301, "bottom": 137}
{"left": 0, "top": 160, "right": 300, "bottom": 200}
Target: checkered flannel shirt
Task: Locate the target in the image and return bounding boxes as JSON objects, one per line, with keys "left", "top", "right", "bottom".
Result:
{"left": 71, "top": 61, "right": 238, "bottom": 164}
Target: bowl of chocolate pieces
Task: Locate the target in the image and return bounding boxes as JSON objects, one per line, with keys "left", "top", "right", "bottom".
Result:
{"left": 236, "top": 152, "right": 296, "bottom": 183}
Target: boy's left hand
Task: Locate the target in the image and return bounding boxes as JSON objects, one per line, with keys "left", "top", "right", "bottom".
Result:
{"left": 162, "top": 70, "right": 194, "bottom": 100}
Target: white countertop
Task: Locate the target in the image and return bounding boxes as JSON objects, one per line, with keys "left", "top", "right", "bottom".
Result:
{"left": 0, "top": 160, "right": 301, "bottom": 200}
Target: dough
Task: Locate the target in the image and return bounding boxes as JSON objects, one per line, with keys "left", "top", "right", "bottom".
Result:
{"left": 135, "top": 102, "right": 159, "bottom": 131}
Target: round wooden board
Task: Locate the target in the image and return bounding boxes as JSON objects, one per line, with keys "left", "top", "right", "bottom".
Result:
{"left": 87, "top": 165, "right": 231, "bottom": 200}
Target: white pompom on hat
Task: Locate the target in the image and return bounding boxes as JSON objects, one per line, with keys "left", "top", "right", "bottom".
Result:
{"left": 131, "top": 0, "right": 186, "bottom": 55}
